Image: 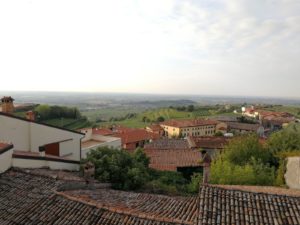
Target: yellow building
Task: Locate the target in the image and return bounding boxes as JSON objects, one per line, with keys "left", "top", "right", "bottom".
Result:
{"left": 160, "top": 119, "right": 226, "bottom": 138}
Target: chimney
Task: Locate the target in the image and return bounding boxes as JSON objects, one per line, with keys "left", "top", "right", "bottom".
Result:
{"left": 1, "top": 96, "right": 14, "bottom": 114}
{"left": 202, "top": 151, "right": 212, "bottom": 185}
{"left": 26, "top": 111, "right": 35, "bottom": 121}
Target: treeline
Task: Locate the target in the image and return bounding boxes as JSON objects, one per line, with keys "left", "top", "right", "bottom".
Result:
{"left": 109, "top": 113, "right": 137, "bottom": 122}
{"left": 35, "top": 105, "right": 82, "bottom": 120}
{"left": 169, "top": 104, "right": 238, "bottom": 114}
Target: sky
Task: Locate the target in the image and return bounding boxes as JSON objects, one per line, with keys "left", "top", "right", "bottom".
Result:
{"left": 0, "top": 0, "right": 299, "bottom": 98}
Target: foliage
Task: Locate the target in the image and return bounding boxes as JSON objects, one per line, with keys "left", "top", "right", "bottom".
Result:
{"left": 83, "top": 147, "right": 202, "bottom": 195}
{"left": 186, "top": 173, "right": 203, "bottom": 193}
{"left": 211, "top": 135, "right": 276, "bottom": 186}
{"left": 223, "top": 135, "right": 272, "bottom": 166}
{"left": 267, "top": 128, "right": 300, "bottom": 154}
{"left": 187, "top": 105, "right": 195, "bottom": 112}
{"left": 237, "top": 116, "right": 257, "bottom": 124}
{"left": 83, "top": 147, "right": 150, "bottom": 190}
{"left": 35, "top": 104, "right": 81, "bottom": 120}
{"left": 156, "top": 116, "right": 165, "bottom": 122}
{"left": 214, "top": 131, "right": 224, "bottom": 136}
{"left": 275, "top": 159, "right": 286, "bottom": 186}
{"left": 211, "top": 158, "right": 275, "bottom": 185}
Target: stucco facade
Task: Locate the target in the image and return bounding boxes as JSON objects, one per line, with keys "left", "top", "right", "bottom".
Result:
{"left": 0, "top": 113, "right": 84, "bottom": 161}
{"left": 0, "top": 113, "right": 84, "bottom": 171}
{"left": 161, "top": 124, "right": 217, "bottom": 138}
{"left": 285, "top": 157, "right": 300, "bottom": 189}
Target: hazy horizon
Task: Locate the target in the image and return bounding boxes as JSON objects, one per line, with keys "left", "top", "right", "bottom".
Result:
{"left": 1, "top": 0, "right": 300, "bottom": 98}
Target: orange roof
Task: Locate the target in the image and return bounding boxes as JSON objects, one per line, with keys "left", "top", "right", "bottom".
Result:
{"left": 161, "top": 119, "right": 218, "bottom": 128}
{"left": 113, "top": 129, "right": 156, "bottom": 144}
{"left": 0, "top": 142, "right": 13, "bottom": 153}
{"left": 257, "top": 110, "right": 294, "bottom": 118}
{"left": 145, "top": 149, "right": 202, "bottom": 171}
{"left": 92, "top": 128, "right": 114, "bottom": 136}
{"left": 188, "top": 136, "right": 229, "bottom": 149}
{"left": 147, "top": 124, "right": 164, "bottom": 132}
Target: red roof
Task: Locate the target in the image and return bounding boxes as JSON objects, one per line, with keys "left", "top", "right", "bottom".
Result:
{"left": 113, "top": 129, "right": 156, "bottom": 144}
{"left": 145, "top": 149, "right": 202, "bottom": 171}
{"left": 160, "top": 119, "right": 218, "bottom": 128}
{"left": 257, "top": 110, "right": 294, "bottom": 118}
{"left": 92, "top": 128, "right": 114, "bottom": 136}
{"left": 147, "top": 124, "right": 164, "bottom": 132}
{"left": 0, "top": 142, "right": 13, "bottom": 153}
{"left": 188, "top": 136, "right": 229, "bottom": 149}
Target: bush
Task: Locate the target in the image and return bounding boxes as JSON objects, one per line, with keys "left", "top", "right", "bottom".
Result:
{"left": 186, "top": 173, "right": 202, "bottom": 193}
{"left": 210, "top": 135, "right": 276, "bottom": 186}
{"left": 83, "top": 147, "right": 150, "bottom": 190}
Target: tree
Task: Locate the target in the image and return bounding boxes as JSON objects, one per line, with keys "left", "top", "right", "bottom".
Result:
{"left": 210, "top": 135, "right": 276, "bottom": 186}
{"left": 187, "top": 105, "right": 195, "bottom": 112}
{"left": 223, "top": 135, "right": 272, "bottom": 166}
{"left": 83, "top": 147, "right": 150, "bottom": 190}
{"left": 156, "top": 116, "right": 165, "bottom": 122}
{"left": 267, "top": 128, "right": 300, "bottom": 154}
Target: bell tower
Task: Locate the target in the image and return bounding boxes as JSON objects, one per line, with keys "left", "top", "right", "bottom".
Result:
{"left": 1, "top": 96, "right": 14, "bottom": 114}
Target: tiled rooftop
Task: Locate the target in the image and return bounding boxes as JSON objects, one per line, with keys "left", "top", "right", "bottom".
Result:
{"left": 1, "top": 168, "right": 300, "bottom": 225}
{"left": 161, "top": 119, "right": 219, "bottom": 128}
{"left": 145, "top": 149, "right": 202, "bottom": 171}
{"left": 187, "top": 136, "right": 229, "bottom": 149}
{"left": 0, "top": 142, "right": 13, "bottom": 153}
{"left": 113, "top": 129, "right": 157, "bottom": 144}
{"left": 144, "top": 139, "right": 189, "bottom": 150}
{"left": 198, "top": 185, "right": 300, "bottom": 225}
{"left": 227, "top": 122, "right": 261, "bottom": 131}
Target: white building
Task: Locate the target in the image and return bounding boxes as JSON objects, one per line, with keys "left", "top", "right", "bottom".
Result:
{"left": 79, "top": 128, "right": 121, "bottom": 158}
{"left": 0, "top": 112, "right": 84, "bottom": 172}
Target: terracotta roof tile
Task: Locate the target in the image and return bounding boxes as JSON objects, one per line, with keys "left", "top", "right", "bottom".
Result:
{"left": 145, "top": 149, "right": 202, "bottom": 171}
{"left": 92, "top": 128, "right": 114, "bottom": 136}
{"left": 161, "top": 119, "right": 219, "bottom": 128}
{"left": 1, "top": 169, "right": 300, "bottom": 225}
{"left": 188, "top": 136, "right": 229, "bottom": 149}
{"left": 144, "top": 139, "right": 189, "bottom": 150}
{"left": 114, "top": 129, "right": 156, "bottom": 144}
{"left": 227, "top": 122, "right": 261, "bottom": 131}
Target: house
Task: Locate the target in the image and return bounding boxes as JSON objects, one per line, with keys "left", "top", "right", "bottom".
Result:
{"left": 0, "top": 142, "right": 14, "bottom": 173}
{"left": 79, "top": 128, "right": 121, "bottom": 158}
{"left": 1, "top": 168, "right": 300, "bottom": 225}
{"left": 92, "top": 127, "right": 114, "bottom": 136}
{"left": 146, "top": 124, "right": 165, "bottom": 137}
{"left": 160, "top": 119, "right": 226, "bottom": 138}
{"left": 113, "top": 128, "right": 157, "bottom": 152}
{"left": 144, "top": 147, "right": 202, "bottom": 171}
{"left": 142, "top": 139, "right": 202, "bottom": 171}
{"left": 187, "top": 136, "right": 230, "bottom": 157}
{"left": 143, "top": 137, "right": 230, "bottom": 171}
{"left": 226, "top": 122, "right": 264, "bottom": 135}
{"left": 0, "top": 112, "right": 84, "bottom": 171}
{"left": 241, "top": 105, "right": 258, "bottom": 118}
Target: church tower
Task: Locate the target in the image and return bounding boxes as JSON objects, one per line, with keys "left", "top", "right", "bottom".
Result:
{"left": 1, "top": 96, "right": 14, "bottom": 114}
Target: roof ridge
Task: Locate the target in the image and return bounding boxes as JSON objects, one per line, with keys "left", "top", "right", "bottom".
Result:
{"left": 55, "top": 191, "right": 194, "bottom": 225}
{"left": 0, "top": 112, "right": 84, "bottom": 135}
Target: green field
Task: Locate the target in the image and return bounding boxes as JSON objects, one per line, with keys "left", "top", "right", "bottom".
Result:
{"left": 42, "top": 118, "right": 91, "bottom": 130}
{"left": 82, "top": 106, "right": 145, "bottom": 122}
{"left": 96, "top": 107, "right": 240, "bottom": 128}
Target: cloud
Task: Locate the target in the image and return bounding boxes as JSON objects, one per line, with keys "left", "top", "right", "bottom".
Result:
{"left": 0, "top": 0, "right": 299, "bottom": 97}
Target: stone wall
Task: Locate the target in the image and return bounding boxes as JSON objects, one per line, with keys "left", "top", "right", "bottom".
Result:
{"left": 285, "top": 157, "right": 300, "bottom": 189}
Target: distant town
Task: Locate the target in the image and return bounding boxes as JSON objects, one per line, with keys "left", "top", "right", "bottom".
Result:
{"left": 1, "top": 94, "right": 300, "bottom": 224}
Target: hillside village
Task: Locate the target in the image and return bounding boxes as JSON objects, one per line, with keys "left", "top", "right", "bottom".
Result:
{"left": 1, "top": 95, "right": 300, "bottom": 224}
